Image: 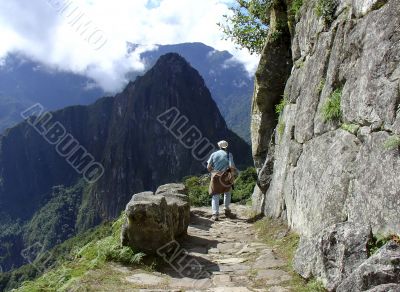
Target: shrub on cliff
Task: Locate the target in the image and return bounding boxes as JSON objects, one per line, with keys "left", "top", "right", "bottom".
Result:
{"left": 218, "top": 0, "right": 304, "bottom": 54}
{"left": 315, "top": 0, "right": 338, "bottom": 24}
{"left": 217, "top": 0, "right": 271, "bottom": 54}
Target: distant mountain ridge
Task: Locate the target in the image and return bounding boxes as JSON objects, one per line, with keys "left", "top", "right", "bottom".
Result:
{"left": 0, "top": 43, "right": 253, "bottom": 142}
{"left": 0, "top": 53, "right": 251, "bottom": 272}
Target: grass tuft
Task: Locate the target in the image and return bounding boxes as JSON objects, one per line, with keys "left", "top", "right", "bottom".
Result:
{"left": 275, "top": 96, "right": 289, "bottom": 115}
{"left": 322, "top": 88, "right": 342, "bottom": 122}
{"left": 383, "top": 135, "right": 400, "bottom": 150}
{"left": 341, "top": 123, "right": 359, "bottom": 134}
{"left": 289, "top": 0, "right": 304, "bottom": 19}
{"left": 277, "top": 119, "right": 286, "bottom": 140}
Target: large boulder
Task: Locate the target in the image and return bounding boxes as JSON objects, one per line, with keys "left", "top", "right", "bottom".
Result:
{"left": 155, "top": 183, "right": 187, "bottom": 195}
{"left": 337, "top": 241, "right": 400, "bottom": 292}
{"left": 294, "top": 222, "right": 371, "bottom": 291}
{"left": 121, "top": 183, "right": 190, "bottom": 253}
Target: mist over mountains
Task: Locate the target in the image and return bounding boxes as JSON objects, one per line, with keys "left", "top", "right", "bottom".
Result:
{"left": 0, "top": 42, "right": 253, "bottom": 142}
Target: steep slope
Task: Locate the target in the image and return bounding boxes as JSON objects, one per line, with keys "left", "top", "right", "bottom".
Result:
{"left": 251, "top": 0, "right": 400, "bottom": 289}
{"left": 0, "top": 53, "right": 251, "bottom": 272}
{"left": 138, "top": 42, "right": 254, "bottom": 141}
{"left": 0, "top": 43, "right": 253, "bottom": 142}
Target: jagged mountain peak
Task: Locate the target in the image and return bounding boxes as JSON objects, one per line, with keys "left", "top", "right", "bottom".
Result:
{"left": 154, "top": 52, "right": 189, "bottom": 67}
{"left": 143, "top": 52, "right": 206, "bottom": 85}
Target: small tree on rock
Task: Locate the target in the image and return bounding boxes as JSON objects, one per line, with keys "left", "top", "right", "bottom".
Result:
{"left": 218, "top": 0, "right": 273, "bottom": 54}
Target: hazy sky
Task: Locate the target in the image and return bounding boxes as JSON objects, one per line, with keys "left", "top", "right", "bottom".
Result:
{"left": 0, "top": 0, "right": 259, "bottom": 92}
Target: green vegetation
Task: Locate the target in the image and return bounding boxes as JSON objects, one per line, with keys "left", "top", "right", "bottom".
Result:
{"left": 289, "top": 0, "right": 304, "bottom": 19}
{"left": 24, "top": 182, "right": 86, "bottom": 250}
{"left": 230, "top": 167, "right": 257, "bottom": 203}
{"left": 254, "top": 218, "right": 299, "bottom": 267}
{"left": 275, "top": 95, "right": 289, "bottom": 142}
{"left": 1, "top": 220, "right": 112, "bottom": 291}
{"left": 218, "top": 0, "right": 272, "bottom": 54}
{"left": 371, "top": 0, "right": 388, "bottom": 10}
{"left": 277, "top": 120, "right": 286, "bottom": 139}
{"left": 368, "top": 234, "right": 400, "bottom": 256}
{"left": 14, "top": 213, "right": 144, "bottom": 292}
{"left": 304, "top": 280, "right": 327, "bottom": 292}
{"left": 0, "top": 219, "right": 23, "bottom": 254}
{"left": 341, "top": 123, "right": 359, "bottom": 135}
{"left": 322, "top": 88, "right": 342, "bottom": 122}
{"left": 275, "top": 95, "right": 289, "bottom": 115}
{"left": 316, "top": 78, "right": 326, "bottom": 94}
{"left": 270, "top": 30, "right": 283, "bottom": 42}
{"left": 218, "top": 0, "right": 305, "bottom": 53}
{"left": 315, "top": 0, "right": 337, "bottom": 24}
{"left": 0, "top": 181, "right": 89, "bottom": 291}
{"left": 75, "top": 183, "right": 99, "bottom": 233}
{"left": 295, "top": 59, "right": 305, "bottom": 68}
{"left": 184, "top": 167, "right": 257, "bottom": 206}
{"left": 384, "top": 134, "right": 400, "bottom": 150}
{"left": 184, "top": 175, "right": 210, "bottom": 207}
{"left": 254, "top": 218, "right": 326, "bottom": 291}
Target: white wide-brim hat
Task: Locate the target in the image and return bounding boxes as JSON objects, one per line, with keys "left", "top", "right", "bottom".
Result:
{"left": 217, "top": 140, "right": 228, "bottom": 149}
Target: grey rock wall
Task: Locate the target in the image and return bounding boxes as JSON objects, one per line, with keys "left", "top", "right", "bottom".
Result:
{"left": 294, "top": 222, "right": 371, "bottom": 290}
{"left": 252, "top": 0, "right": 400, "bottom": 238}
{"left": 251, "top": 0, "right": 400, "bottom": 289}
{"left": 336, "top": 241, "right": 400, "bottom": 292}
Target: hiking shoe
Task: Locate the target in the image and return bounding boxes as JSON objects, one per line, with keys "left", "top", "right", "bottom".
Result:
{"left": 212, "top": 214, "right": 219, "bottom": 221}
{"left": 224, "top": 208, "right": 236, "bottom": 219}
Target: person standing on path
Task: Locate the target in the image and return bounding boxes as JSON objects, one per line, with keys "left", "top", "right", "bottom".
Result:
{"left": 207, "top": 140, "right": 237, "bottom": 221}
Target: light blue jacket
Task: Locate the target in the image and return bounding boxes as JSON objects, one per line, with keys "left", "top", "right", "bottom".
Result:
{"left": 207, "top": 149, "right": 235, "bottom": 172}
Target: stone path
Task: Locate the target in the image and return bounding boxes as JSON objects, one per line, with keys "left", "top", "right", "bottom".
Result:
{"left": 109, "top": 204, "right": 293, "bottom": 292}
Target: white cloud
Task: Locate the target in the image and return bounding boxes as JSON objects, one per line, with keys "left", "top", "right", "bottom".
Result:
{"left": 0, "top": 0, "right": 259, "bottom": 92}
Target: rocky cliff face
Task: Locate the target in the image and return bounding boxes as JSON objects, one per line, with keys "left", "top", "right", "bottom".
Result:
{"left": 0, "top": 53, "right": 251, "bottom": 271}
{"left": 251, "top": 0, "right": 399, "bottom": 289}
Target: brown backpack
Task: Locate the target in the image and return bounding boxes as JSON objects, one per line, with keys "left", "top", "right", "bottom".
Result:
{"left": 208, "top": 151, "right": 234, "bottom": 195}
{"left": 209, "top": 169, "right": 234, "bottom": 195}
